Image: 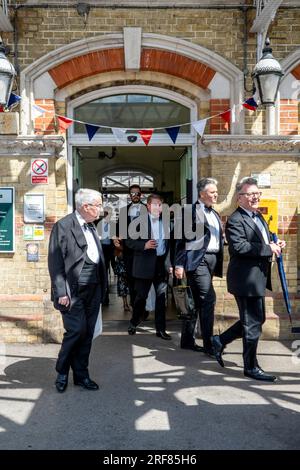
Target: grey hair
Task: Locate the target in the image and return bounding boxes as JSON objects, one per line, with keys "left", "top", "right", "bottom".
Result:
{"left": 75, "top": 188, "right": 102, "bottom": 209}
{"left": 197, "top": 177, "right": 218, "bottom": 194}
{"left": 236, "top": 177, "right": 258, "bottom": 194}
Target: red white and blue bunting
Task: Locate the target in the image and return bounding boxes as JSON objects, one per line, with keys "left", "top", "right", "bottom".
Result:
{"left": 1, "top": 92, "right": 259, "bottom": 145}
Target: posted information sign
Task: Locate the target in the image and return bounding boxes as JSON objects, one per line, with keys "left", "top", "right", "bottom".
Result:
{"left": 31, "top": 158, "right": 48, "bottom": 184}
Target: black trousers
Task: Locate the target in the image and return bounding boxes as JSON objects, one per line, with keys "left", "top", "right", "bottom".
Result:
{"left": 130, "top": 256, "right": 167, "bottom": 332}
{"left": 56, "top": 283, "right": 101, "bottom": 380}
{"left": 124, "top": 254, "right": 136, "bottom": 306}
{"left": 219, "top": 296, "right": 266, "bottom": 370}
{"left": 181, "top": 253, "right": 217, "bottom": 350}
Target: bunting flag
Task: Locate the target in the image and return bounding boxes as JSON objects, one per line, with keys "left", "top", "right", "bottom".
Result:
{"left": 243, "top": 96, "right": 258, "bottom": 111}
{"left": 165, "top": 126, "right": 180, "bottom": 144}
{"left": 220, "top": 110, "right": 231, "bottom": 131}
{"left": 57, "top": 116, "right": 73, "bottom": 132}
{"left": 8, "top": 93, "right": 21, "bottom": 109}
{"left": 10, "top": 94, "right": 259, "bottom": 137}
{"left": 138, "top": 129, "right": 154, "bottom": 146}
{"left": 85, "top": 123, "right": 100, "bottom": 141}
{"left": 32, "top": 104, "right": 47, "bottom": 119}
{"left": 192, "top": 119, "right": 207, "bottom": 137}
{"left": 112, "top": 127, "right": 127, "bottom": 143}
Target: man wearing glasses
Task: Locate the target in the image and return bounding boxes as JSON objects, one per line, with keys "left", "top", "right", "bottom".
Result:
{"left": 48, "top": 188, "right": 107, "bottom": 392}
{"left": 211, "top": 177, "right": 285, "bottom": 382}
{"left": 115, "top": 184, "right": 146, "bottom": 307}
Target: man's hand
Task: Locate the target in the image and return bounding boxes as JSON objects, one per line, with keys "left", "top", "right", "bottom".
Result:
{"left": 269, "top": 242, "right": 281, "bottom": 257}
{"left": 58, "top": 296, "right": 70, "bottom": 307}
{"left": 276, "top": 238, "right": 286, "bottom": 249}
{"left": 144, "top": 240, "right": 157, "bottom": 250}
{"left": 113, "top": 237, "right": 121, "bottom": 248}
{"left": 175, "top": 267, "right": 185, "bottom": 279}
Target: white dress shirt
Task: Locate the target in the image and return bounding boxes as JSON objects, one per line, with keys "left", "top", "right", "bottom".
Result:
{"left": 198, "top": 200, "right": 220, "bottom": 253}
{"left": 128, "top": 203, "right": 142, "bottom": 220}
{"left": 241, "top": 207, "right": 269, "bottom": 245}
{"left": 75, "top": 211, "right": 100, "bottom": 263}
{"left": 150, "top": 215, "right": 166, "bottom": 256}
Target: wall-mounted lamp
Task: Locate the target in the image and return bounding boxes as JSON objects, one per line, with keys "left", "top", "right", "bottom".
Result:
{"left": 0, "top": 41, "right": 16, "bottom": 107}
{"left": 244, "top": 38, "right": 284, "bottom": 107}
{"left": 76, "top": 3, "right": 91, "bottom": 26}
{"left": 251, "top": 38, "right": 284, "bottom": 107}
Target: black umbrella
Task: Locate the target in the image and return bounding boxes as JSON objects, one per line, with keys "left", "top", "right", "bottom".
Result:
{"left": 272, "top": 233, "right": 300, "bottom": 333}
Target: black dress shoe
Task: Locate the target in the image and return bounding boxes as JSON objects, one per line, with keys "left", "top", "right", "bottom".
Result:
{"left": 156, "top": 331, "right": 172, "bottom": 340}
{"left": 244, "top": 367, "right": 277, "bottom": 382}
{"left": 203, "top": 347, "right": 215, "bottom": 357}
{"left": 181, "top": 344, "right": 204, "bottom": 352}
{"left": 55, "top": 373, "right": 68, "bottom": 393}
{"left": 74, "top": 377, "right": 99, "bottom": 390}
{"left": 128, "top": 322, "right": 136, "bottom": 335}
{"left": 211, "top": 335, "right": 225, "bottom": 367}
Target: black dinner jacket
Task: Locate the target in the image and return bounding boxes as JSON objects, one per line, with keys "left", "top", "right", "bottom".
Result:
{"left": 125, "top": 214, "right": 173, "bottom": 280}
{"left": 48, "top": 212, "right": 107, "bottom": 307}
{"left": 175, "top": 201, "right": 224, "bottom": 276}
{"left": 225, "top": 207, "right": 273, "bottom": 297}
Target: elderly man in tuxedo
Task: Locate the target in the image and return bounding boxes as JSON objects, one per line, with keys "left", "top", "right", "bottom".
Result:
{"left": 175, "top": 178, "right": 224, "bottom": 356}
{"left": 211, "top": 177, "right": 285, "bottom": 382}
{"left": 126, "top": 193, "right": 173, "bottom": 339}
{"left": 48, "top": 188, "right": 107, "bottom": 393}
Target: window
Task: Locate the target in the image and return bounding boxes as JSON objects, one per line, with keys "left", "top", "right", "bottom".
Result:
{"left": 74, "top": 94, "right": 190, "bottom": 133}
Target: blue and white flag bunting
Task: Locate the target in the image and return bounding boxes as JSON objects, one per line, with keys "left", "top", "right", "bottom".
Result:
{"left": 32, "top": 104, "right": 47, "bottom": 119}
{"left": 111, "top": 127, "right": 127, "bottom": 143}
{"left": 165, "top": 126, "right": 180, "bottom": 144}
{"left": 192, "top": 119, "right": 207, "bottom": 137}
{"left": 85, "top": 123, "right": 100, "bottom": 141}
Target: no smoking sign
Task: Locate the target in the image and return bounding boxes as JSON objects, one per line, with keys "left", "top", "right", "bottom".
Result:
{"left": 31, "top": 158, "right": 48, "bottom": 184}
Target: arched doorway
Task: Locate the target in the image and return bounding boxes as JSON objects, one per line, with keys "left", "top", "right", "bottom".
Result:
{"left": 68, "top": 86, "right": 197, "bottom": 211}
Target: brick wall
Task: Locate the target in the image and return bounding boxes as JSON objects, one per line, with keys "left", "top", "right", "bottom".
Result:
{"left": 280, "top": 100, "right": 299, "bottom": 135}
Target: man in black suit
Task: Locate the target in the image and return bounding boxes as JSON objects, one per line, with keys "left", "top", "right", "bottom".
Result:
{"left": 126, "top": 194, "right": 173, "bottom": 340}
{"left": 115, "top": 184, "right": 146, "bottom": 307}
{"left": 211, "top": 177, "right": 285, "bottom": 382}
{"left": 175, "top": 178, "right": 223, "bottom": 355}
{"left": 48, "top": 188, "right": 107, "bottom": 393}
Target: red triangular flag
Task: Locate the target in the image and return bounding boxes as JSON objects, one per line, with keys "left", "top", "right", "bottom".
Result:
{"left": 57, "top": 116, "right": 73, "bottom": 132}
{"left": 138, "top": 129, "right": 154, "bottom": 146}
{"left": 220, "top": 110, "right": 231, "bottom": 131}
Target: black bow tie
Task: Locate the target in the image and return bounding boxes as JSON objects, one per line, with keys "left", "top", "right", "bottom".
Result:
{"left": 251, "top": 212, "right": 257, "bottom": 219}
{"left": 83, "top": 222, "right": 95, "bottom": 230}
{"left": 204, "top": 206, "right": 213, "bottom": 212}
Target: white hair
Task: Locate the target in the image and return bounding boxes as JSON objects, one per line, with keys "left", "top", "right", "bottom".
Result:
{"left": 75, "top": 188, "right": 102, "bottom": 209}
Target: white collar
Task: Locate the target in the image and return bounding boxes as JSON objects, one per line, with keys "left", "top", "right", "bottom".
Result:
{"left": 75, "top": 210, "right": 87, "bottom": 227}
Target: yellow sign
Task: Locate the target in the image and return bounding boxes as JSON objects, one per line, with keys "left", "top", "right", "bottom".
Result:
{"left": 258, "top": 199, "right": 278, "bottom": 233}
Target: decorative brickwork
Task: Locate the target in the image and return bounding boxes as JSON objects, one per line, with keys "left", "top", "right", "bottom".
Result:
{"left": 280, "top": 99, "right": 299, "bottom": 135}
{"left": 209, "top": 99, "right": 230, "bottom": 134}
{"left": 140, "top": 49, "right": 216, "bottom": 89}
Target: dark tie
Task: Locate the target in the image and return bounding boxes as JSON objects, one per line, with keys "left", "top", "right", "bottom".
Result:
{"left": 252, "top": 212, "right": 257, "bottom": 219}
{"left": 204, "top": 206, "right": 212, "bottom": 212}
{"left": 84, "top": 222, "right": 95, "bottom": 230}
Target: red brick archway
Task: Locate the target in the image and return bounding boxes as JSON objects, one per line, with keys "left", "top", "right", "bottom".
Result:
{"left": 48, "top": 48, "right": 216, "bottom": 90}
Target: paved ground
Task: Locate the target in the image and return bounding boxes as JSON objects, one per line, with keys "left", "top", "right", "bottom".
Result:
{"left": 0, "top": 320, "right": 300, "bottom": 450}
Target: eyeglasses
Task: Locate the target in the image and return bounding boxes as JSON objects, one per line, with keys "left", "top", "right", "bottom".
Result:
{"left": 130, "top": 192, "right": 141, "bottom": 196}
{"left": 87, "top": 203, "right": 102, "bottom": 208}
{"left": 239, "top": 192, "right": 262, "bottom": 198}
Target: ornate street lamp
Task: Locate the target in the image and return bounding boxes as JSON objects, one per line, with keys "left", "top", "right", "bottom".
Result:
{"left": 0, "top": 41, "right": 16, "bottom": 107}
{"left": 252, "top": 38, "right": 284, "bottom": 107}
